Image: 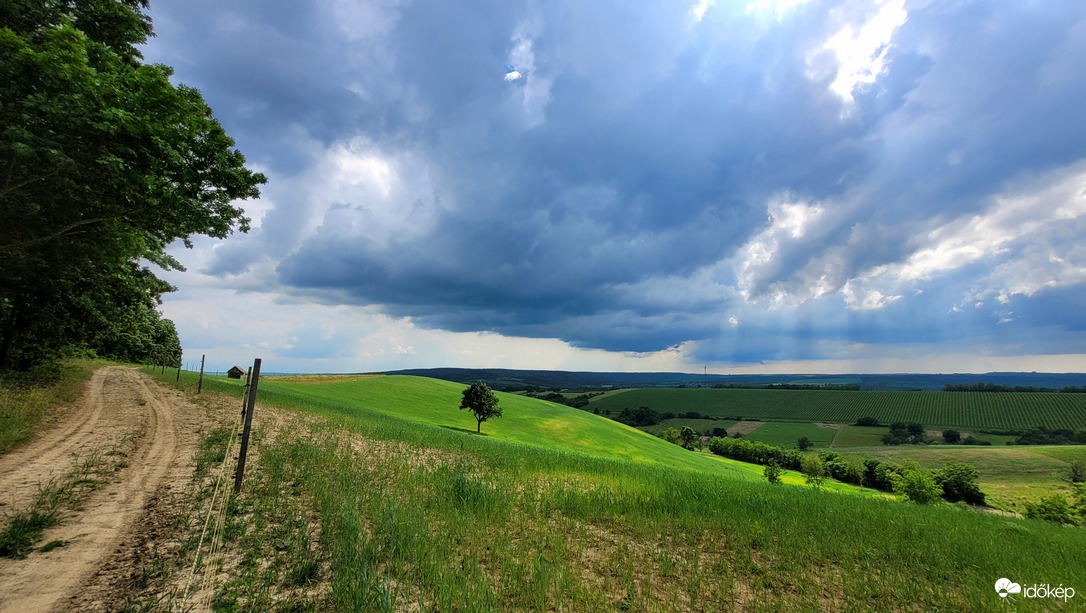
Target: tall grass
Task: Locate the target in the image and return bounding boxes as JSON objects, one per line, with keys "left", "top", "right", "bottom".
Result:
{"left": 0, "top": 360, "right": 94, "bottom": 454}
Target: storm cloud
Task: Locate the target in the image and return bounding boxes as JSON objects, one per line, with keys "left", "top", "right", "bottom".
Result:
{"left": 143, "top": 0, "right": 1086, "bottom": 369}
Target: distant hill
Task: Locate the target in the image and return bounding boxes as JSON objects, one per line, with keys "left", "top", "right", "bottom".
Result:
{"left": 385, "top": 367, "right": 1086, "bottom": 392}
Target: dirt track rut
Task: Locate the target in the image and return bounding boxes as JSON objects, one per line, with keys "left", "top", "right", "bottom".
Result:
{"left": 0, "top": 366, "right": 219, "bottom": 612}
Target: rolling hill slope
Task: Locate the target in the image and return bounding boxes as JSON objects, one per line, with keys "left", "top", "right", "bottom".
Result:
{"left": 257, "top": 375, "right": 853, "bottom": 488}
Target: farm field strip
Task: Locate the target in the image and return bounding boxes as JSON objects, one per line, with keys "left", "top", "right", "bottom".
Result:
{"left": 591, "top": 388, "right": 1086, "bottom": 430}
{"left": 740, "top": 422, "right": 837, "bottom": 449}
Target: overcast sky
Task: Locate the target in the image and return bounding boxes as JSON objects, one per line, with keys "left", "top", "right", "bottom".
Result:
{"left": 141, "top": 0, "right": 1086, "bottom": 375}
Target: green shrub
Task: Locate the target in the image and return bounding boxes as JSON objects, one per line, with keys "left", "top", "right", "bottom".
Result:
{"left": 801, "top": 455, "right": 825, "bottom": 489}
{"left": 1024, "top": 495, "right": 1078, "bottom": 525}
{"left": 935, "top": 462, "right": 985, "bottom": 505}
{"left": 1069, "top": 460, "right": 1086, "bottom": 484}
{"left": 893, "top": 466, "right": 942, "bottom": 505}
{"left": 763, "top": 462, "right": 782, "bottom": 485}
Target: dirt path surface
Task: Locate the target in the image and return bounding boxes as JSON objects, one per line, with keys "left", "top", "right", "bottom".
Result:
{"left": 0, "top": 366, "right": 225, "bottom": 613}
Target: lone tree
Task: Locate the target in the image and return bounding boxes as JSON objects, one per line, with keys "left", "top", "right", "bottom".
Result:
{"left": 460, "top": 381, "right": 502, "bottom": 434}
{"left": 797, "top": 436, "right": 812, "bottom": 451}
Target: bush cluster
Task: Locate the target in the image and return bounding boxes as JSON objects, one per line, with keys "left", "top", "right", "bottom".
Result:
{"left": 943, "top": 382, "right": 1086, "bottom": 393}
{"left": 527, "top": 391, "right": 598, "bottom": 409}
{"left": 610, "top": 406, "right": 718, "bottom": 427}
{"left": 1014, "top": 427, "right": 1086, "bottom": 445}
{"left": 1024, "top": 485, "right": 1086, "bottom": 526}
{"left": 882, "top": 422, "right": 928, "bottom": 445}
{"left": 706, "top": 437, "right": 985, "bottom": 505}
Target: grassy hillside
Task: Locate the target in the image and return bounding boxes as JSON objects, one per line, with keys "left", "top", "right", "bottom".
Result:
{"left": 591, "top": 387, "right": 1086, "bottom": 430}
{"left": 144, "top": 368, "right": 1086, "bottom": 612}
{"left": 256, "top": 375, "right": 872, "bottom": 493}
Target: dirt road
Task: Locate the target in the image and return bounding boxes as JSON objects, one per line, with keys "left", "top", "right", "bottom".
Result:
{"left": 0, "top": 366, "right": 224, "bottom": 612}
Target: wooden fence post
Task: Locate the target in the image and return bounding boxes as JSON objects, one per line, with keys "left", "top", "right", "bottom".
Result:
{"left": 234, "top": 358, "right": 261, "bottom": 494}
{"left": 197, "top": 354, "right": 205, "bottom": 394}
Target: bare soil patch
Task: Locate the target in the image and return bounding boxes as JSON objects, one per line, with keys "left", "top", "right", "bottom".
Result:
{"left": 727, "top": 421, "right": 765, "bottom": 437}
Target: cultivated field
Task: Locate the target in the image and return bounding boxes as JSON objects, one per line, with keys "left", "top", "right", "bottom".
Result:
{"left": 590, "top": 388, "right": 1086, "bottom": 430}
{"left": 745, "top": 422, "right": 839, "bottom": 449}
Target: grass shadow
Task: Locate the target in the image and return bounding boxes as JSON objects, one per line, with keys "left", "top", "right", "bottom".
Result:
{"left": 440, "top": 425, "right": 489, "bottom": 436}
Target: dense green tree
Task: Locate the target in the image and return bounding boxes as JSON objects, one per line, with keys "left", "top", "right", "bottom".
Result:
{"left": 934, "top": 462, "right": 985, "bottom": 505}
{"left": 801, "top": 455, "right": 825, "bottom": 489}
{"left": 883, "top": 422, "right": 927, "bottom": 445}
{"left": 459, "top": 381, "right": 502, "bottom": 434}
{"left": 893, "top": 464, "right": 942, "bottom": 504}
{"left": 942, "top": 429, "right": 961, "bottom": 444}
{"left": 797, "top": 436, "right": 811, "bottom": 451}
{"left": 0, "top": 1, "right": 265, "bottom": 369}
{"left": 660, "top": 427, "right": 681, "bottom": 445}
{"left": 679, "top": 426, "right": 700, "bottom": 450}
{"left": 822, "top": 453, "right": 865, "bottom": 486}
{"left": 763, "top": 462, "right": 782, "bottom": 485}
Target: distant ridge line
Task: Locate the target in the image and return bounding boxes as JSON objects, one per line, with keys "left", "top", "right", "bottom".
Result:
{"left": 382, "top": 368, "right": 1086, "bottom": 392}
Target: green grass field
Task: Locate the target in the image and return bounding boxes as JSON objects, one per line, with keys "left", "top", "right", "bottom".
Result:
{"left": 262, "top": 376, "right": 760, "bottom": 479}
{"left": 146, "top": 368, "right": 1086, "bottom": 612}
{"left": 743, "top": 422, "right": 838, "bottom": 449}
{"left": 834, "top": 425, "right": 888, "bottom": 447}
{"left": 590, "top": 387, "right": 1086, "bottom": 430}
{"left": 137, "top": 368, "right": 1086, "bottom": 612}
{"left": 252, "top": 375, "right": 887, "bottom": 494}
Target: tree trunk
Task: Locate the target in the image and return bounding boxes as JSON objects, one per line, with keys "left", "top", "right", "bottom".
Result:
{"left": 0, "top": 302, "right": 22, "bottom": 372}
{"left": 477, "top": 420, "right": 481, "bottom": 434}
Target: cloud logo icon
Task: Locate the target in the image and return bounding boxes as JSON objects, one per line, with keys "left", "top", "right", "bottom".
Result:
{"left": 995, "top": 578, "right": 1022, "bottom": 598}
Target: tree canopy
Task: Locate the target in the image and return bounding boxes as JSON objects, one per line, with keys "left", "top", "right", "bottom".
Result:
{"left": 459, "top": 381, "right": 502, "bottom": 434}
{"left": 0, "top": 1, "right": 265, "bottom": 369}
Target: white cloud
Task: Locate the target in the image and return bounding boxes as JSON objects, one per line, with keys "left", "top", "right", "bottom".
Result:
{"left": 809, "top": 0, "right": 907, "bottom": 107}
{"left": 728, "top": 315, "right": 739, "bottom": 327}
{"left": 506, "top": 19, "right": 552, "bottom": 126}
{"left": 852, "top": 159, "right": 1086, "bottom": 308}
{"left": 842, "top": 281, "right": 900, "bottom": 311}
{"left": 735, "top": 195, "right": 830, "bottom": 302}
{"left": 690, "top": 0, "right": 713, "bottom": 22}
{"left": 745, "top": 0, "right": 809, "bottom": 20}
